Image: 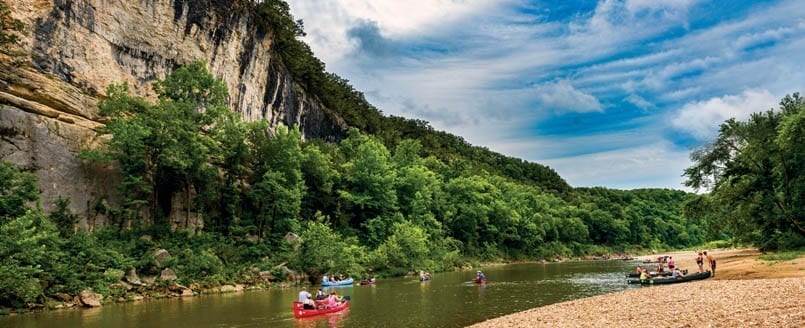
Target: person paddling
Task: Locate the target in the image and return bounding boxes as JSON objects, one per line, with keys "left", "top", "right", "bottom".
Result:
{"left": 327, "top": 290, "right": 343, "bottom": 308}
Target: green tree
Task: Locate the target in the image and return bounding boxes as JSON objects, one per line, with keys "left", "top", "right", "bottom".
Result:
{"left": 442, "top": 175, "right": 499, "bottom": 256}
{"left": 376, "top": 221, "right": 430, "bottom": 270}
{"left": 0, "top": 211, "right": 63, "bottom": 307}
{"left": 300, "top": 143, "right": 339, "bottom": 221}
{"left": 84, "top": 61, "right": 230, "bottom": 229}
{"left": 393, "top": 140, "right": 443, "bottom": 237}
{"left": 0, "top": 162, "right": 39, "bottom": 224}
{"left": 292, "top": 221, "right": 361, "bottom": 279}
{"left": 49, "top": 197, "right": 80, "bottom": 237}
{"left": 684, "top": 93, "right": 805, "bottom": 249}
{"left": 250, "top": 125, "right": 305, "bottom": 239}
{"left": 338, "top": 129, "right": 398, "bottom": 230}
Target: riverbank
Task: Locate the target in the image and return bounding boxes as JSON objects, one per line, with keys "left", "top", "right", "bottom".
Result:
{"left": 469, "top": 248, "right": 805, "bottom": 327}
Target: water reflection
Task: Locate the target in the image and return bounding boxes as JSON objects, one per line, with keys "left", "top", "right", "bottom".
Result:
{"left": 293, "top": 309, "right": 349, "bottom": 328}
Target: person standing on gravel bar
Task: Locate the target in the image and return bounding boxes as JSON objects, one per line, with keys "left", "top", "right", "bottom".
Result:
{"left": 704, "top": 251, "right": 716, "bottom": 276}
{"left": 696, "top": 251, "right": 705, "bottom": 272}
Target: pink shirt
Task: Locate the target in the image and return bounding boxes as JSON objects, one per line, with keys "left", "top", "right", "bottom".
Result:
{"left": 328, "top": 295, "right": 338, "bottom": 307}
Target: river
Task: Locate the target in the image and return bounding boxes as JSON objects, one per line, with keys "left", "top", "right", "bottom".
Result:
{"left": 1, "top": 260, "right": 639, "bottom": 328}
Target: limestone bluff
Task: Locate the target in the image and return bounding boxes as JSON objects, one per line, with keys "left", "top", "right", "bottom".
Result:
{"left": 0, "top": 0, "right": 348, "bottom": 226}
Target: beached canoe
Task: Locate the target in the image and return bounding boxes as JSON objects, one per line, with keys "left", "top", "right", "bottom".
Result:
{"left": 292, "top": 300, "right": 349, "bottom": 318}
{"left": 628, "top": 271, "right": 711, "bottom": 285}
{"left": 626, "top": 269, "right": 687, "bottom": 278}
{"left": 322, "top": 278, "right": 354, "bottom": 287}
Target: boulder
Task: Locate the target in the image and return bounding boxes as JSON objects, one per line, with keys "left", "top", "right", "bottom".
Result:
{"left": 54, "top": 292, "right": 72, "bottom": 302}
{"left": 179, "top": 288, "right": 194, "bottom": 297}
{"left": 142, "top": 275, "right": 156, "bottom": 285}
{"left": 259, "top": 270, "right": 275, "bottom": 281}
{"left": 168, "top": 281, "right": 187, "bottom": 292}
{"left": 284, "top": 232, "right": 301, "bottom": 243}
{"left": 219, "top": 284, "right": 243, "bottom": 293}
{"left": 154, "top": 249, "right": 170, "bottom": 267}
{"left": 124, "top": 268, "right": 142, "bottom": 285}
{"left": 78, "top": 290, "right": 102, "bottom": 307}
{"left": 159, "top": 268, "right": 177, "bottom": 281}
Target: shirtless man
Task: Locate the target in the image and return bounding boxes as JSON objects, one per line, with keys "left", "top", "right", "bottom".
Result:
{"left": 704, "top": 251, "right": 716, "bottom": 276}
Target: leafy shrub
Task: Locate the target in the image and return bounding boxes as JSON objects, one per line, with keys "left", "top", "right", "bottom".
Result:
{"left": 0, "top": 162, "right": 39, "bottom": 225}
{"left": 758, "top": 251, "right": 802, "bottom": 262}
{"left": 49, "top": 197, "right": 79, "bottom": 237}
{"left": 0, "top": 211, "right": 62, "bottom": 306}
{"left": 103, "top": 269, "right": 125, "bottom": 283}
{"left": 175, "top": 249, "right": 225, "bottom": 285}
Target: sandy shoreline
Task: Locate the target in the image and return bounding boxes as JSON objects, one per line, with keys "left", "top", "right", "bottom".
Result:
{"left": 469, "top": 249, "right": 805, "bottom": 327}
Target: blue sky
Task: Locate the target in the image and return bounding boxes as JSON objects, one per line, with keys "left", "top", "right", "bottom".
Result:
{"left": 285, "top": 0, "right": 805, "bottom": 190}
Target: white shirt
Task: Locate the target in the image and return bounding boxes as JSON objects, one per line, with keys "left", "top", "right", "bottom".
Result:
{"left": 298, "top": 290, "right": 311, "bottom": 302}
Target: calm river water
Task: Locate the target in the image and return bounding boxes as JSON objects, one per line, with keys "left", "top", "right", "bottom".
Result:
{"left": 1, "top": 261, "right": 639, "bottom": 328}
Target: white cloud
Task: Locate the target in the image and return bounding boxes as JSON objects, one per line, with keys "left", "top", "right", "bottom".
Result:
{"left": 540, "top": 141, "right": 694, "bottom": 190}
{"left": 671, "top": 89, "right": 778, "bottom": 140}
{"left": 286, "top": 0, "right": 497, "bottom": 63}
{"left": 626, "top": 94, "right": 653, "bottom": 109}
{"left": 625, "top": 0, "right": 700, "bottom": 17}
{"left": 534, "top": 80, "right": 603, "bottom": 113}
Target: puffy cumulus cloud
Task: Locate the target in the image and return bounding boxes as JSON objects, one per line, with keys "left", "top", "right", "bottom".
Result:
{"left": 534, "top": 80, "right": 603, "bottom": 113}
{"left": 671, "top": 89, "right": 778, "bottom": 140}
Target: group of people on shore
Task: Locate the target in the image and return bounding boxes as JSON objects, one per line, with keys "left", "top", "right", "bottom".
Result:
{"left": 636, "top": 264, "right": 685, "bottom": 281}
{"left": 637, "top": 250, "right": 717, "bottom": 281}
{"left": 697, "top": 251, "right": 717, "bottom": 275}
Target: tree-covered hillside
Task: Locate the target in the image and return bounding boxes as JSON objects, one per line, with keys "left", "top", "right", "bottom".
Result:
{"left": 254, "top": 0, "right": 571, "bottom": 197}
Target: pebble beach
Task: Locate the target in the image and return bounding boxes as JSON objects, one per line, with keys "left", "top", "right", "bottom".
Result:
{"left": 470, "top": 249, "right": 805, "bottom": 327}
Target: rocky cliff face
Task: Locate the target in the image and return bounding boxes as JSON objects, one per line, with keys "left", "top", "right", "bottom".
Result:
{"left": 0, "top": 0, "right": 347, "bottom": 224}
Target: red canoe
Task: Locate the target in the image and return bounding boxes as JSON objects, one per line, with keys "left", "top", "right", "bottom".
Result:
{"left": 292, "top": 301, "right": 350, "bottom": 318}
{"left": 474, "top": 278, "right": 486, "bottom": 284}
